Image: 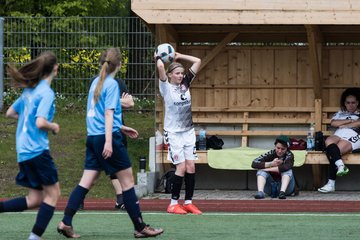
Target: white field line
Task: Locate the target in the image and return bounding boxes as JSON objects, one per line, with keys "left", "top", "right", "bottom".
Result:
{"left": 3, "top": 211, "right": 360, "bottom": 217}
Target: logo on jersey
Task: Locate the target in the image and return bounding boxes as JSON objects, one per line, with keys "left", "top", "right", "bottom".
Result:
{"left": 180, "top": 93, "right": 187, "bottom": 101}
{"left": 349, "top": 135, "right": 360, "bottom": 143}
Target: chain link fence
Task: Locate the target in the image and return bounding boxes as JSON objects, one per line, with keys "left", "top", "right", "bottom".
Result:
{"left": 0, "top": 17, "right": 155, "bottom": 109}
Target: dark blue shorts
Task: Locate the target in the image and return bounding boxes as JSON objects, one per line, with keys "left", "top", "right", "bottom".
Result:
{"left": 85, "top": 131, "right": 132, "bottom": 175}
{"left": 16, "top": 150, "right": 58, "bottom": 190}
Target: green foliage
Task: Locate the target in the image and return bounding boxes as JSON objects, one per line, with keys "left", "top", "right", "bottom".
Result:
{"left": 3, "top": 87, "right": 22, "bottom": 108}
{"left": 133, "top": 97, "right": 156, "bottom": 112}
{"left": 0, "top": 104, "right": 155, "bottom": 198}
{"left": 1, "top": 0, "right": 131, "bottom": 17}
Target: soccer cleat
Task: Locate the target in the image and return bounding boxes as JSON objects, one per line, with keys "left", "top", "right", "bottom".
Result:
{"left": 78, "top": 202, "right": 84, "bottom": 211}
{"left": 167, "top": 204, "right": 187, "bottom": 214}
{"left": 57, "top": 221, "right": 81, "bottom": 238}
{"left": 278, "top": 191, "right": 286, "bottom": 199}
{"left": 254, "top": 191, "right": 265, "bottom": 199}
{"left": 182, "top": 203, "right": 203, "bottom": 215}
{"left": 115, "top": 202, "right": 126, "bottom": 210}
{"left": 336, "top": 165, "right": 349, "bottom": 177}
{"left": 318, "top": 183, "right": 335, "bottom": 193}
{"left": 134, "top": 225, "right": 164, "bottom": 238}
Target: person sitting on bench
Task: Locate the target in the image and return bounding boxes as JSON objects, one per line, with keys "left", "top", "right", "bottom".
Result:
{"left": 252, "top": 135, "right": 295, "bottom": 200}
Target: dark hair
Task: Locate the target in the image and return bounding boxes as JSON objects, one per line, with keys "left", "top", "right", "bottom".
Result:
{"left": 94, "top": 48, "right": 122, "bottom": 103}
{"left": 340, "top": 88, "right": 360, "bottom": 111}
{"left": 6, "top": 51, "right": 57, "bottom": 88}
{"left": 274, "top": 135, "right": 290, "bottom": 148}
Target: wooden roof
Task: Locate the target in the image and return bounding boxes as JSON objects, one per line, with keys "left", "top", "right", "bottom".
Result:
{"left": 170, "top": 25, "right": 360, "bottom": 43}
{"left": 132, "top": 0, "right": 360, "bottom": 25}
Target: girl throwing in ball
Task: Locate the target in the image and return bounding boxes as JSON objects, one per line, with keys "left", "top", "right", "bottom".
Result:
{"left": 156, "top": 48, "right": 202, "bottom": 214}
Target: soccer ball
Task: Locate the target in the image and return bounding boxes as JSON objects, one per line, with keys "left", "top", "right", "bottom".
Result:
{"left": 155, "top": 43, "right": 175, "bottom": 63}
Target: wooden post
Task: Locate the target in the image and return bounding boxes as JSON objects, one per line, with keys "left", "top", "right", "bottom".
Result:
{"left": 305, "top": 25, "right": 323, "bottom": 99}
{"left": 241, "top": 112, "right": 249, "bottom": 147}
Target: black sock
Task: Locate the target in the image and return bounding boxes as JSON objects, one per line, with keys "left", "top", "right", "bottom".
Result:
{"left": 123, "top": 188, "right": 146, "bottom": 231}
{"left": 31, "top": 202, "right": 55, "bottom": 237}
{"left": 63, "top": 185, "right": 89, "bottom": 226}
{"left": 171, "top": 175, "right": 184, "bottom": 201}
{"left": 116, "top": 194, "right": 124, "bottom": 205}
{"left": 184, "top": 173, "right": 195, "bottom": 201}
{"left": 1, "top": 197, "right": 27, "bottom": 212}
{"left": 325, "top": 144, "right": 341, "bottom": 180}
{"left": 325, "top": 144, "right": 341, "bottom": 163}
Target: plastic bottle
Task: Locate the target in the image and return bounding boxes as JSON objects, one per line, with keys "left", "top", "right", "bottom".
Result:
{"left": 198, "top": 128, "right": 207, "bottom": 150}
{"left": 307, "top": 123, "right": 315, "bottom": 151}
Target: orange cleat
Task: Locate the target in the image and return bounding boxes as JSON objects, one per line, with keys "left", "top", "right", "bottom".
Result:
{"left": 167, "top": 204, "right": 187, "bottom": 214}
{"left": 182, "top": 203, "right": 203, "bottom": 215}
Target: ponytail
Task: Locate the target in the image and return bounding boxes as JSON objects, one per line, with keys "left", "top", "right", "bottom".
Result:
{"left": 93, "top": 48, "right": 122, "bottom": 104}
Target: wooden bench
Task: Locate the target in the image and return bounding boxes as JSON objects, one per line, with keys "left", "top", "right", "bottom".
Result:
{"left": 156, "top": 100, "right": 360, "bottom": 188}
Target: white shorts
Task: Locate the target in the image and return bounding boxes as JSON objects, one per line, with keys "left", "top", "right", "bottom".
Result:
{"left": 164, "top": 128, "right": 198, "bottom": 165}
{"left": 334, "top": 128, "right": 360, "bottom": 150}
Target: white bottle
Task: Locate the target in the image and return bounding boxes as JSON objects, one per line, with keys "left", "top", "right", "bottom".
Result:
{"left": 198, "top": 128, "right": 207, "bottom": 150}
{"left": 307, "top": 123, "right": 315, "bottom": 151}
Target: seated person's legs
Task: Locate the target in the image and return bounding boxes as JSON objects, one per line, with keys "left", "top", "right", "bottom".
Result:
{"left": 279, "top": 169, "right": 295, "bottom": 198}
{"left": 254, "top": 170, "right": 273, "bottom": 199}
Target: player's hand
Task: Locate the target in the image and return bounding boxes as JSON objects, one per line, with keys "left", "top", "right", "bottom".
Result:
{"left": 121, "top": 125, "right": 139, "bottom": 139}
{"left": 102, "top": 141, "right": 113, "bottom": 159}
{"left": 272, "top": 158, "right": 283, "bottom": 166}
{"left": 52, "top": 123, "right": 60, "bottom": 135}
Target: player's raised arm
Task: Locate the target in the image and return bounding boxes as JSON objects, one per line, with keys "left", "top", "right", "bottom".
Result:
{"left": 174, "top": 53, "right": 201, "bottom": 74}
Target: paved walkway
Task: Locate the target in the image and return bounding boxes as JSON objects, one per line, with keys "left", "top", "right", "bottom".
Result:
{"left": 52, "top": 190, "right": 360, "bottom": 213}
{"left": 144, "top": 190, "right": 360, "bottom": 201}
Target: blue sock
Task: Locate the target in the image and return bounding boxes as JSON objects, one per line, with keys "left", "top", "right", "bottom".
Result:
{"left": 1, "top": 197, "right": 27, "bottom": 212}
{"left": 63, "top": 185, "right": 89, "bottom": 226}
{"left": 31, "top": 202, "right": 55, "bottom": 237}
{"left": 123, "top": 188, "right": 146, "bottom": 231}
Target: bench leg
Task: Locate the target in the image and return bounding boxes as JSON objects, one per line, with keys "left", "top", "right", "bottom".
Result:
{"left": 312, "top": 165, "right": 322, "bottom": 189}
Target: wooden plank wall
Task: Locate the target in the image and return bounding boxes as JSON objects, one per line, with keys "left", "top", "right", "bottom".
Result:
{"left": 156, "top": 46, "right": 360, "bottom": 131}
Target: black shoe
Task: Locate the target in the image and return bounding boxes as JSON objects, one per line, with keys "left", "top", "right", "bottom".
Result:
{"left": 254, "top": 191, "right": 265, "bottom": 199}
{"left": 278, "top": 191, "right": 286, "bottom": 199}
{"left": 78, "top": 202, "right": 84, "bottom": 211}
{"left": 115, "top": 202, "right": 125, "bottom": 210}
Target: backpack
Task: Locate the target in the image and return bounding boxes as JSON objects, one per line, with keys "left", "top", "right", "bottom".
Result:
{"left": 206, "top": 135, "right": 224, "bottom": 150}
{"left": 158, "top": 168, "right": 175, "bottom": 193}
{"left": 289, "top": 138, "right": 306, "bottom": 150}
{"left": 315, "top": 131, "right": 325, "bottom": 151}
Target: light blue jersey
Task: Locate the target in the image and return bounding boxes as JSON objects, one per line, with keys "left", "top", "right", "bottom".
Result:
{"left": 86, "top": 76, "right": 122, "bottom": 136}
{"left": 11, "top": 80, "right": 55, "bottom": 162}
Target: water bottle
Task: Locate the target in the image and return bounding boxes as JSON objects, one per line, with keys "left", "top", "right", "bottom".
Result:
{"left": 306, "top": 123, "right": 315, "bottom": 151}
{"left": 198, "top": 128, "right": 207, "bottom": 150}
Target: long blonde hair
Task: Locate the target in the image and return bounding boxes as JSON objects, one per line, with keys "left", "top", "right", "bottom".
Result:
{"left": 93, "top": 48, "right": 122, "bottom": 103}
{"left": 7, "top": 51, "right": 57, "bottom": 88}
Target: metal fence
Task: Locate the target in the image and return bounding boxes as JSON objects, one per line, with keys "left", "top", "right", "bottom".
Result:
{"left": 0, "top": 17, "right": 155, "bottom": 109}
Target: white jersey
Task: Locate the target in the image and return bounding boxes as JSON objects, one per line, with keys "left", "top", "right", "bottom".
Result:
{"left": 332, "top": 110, "right": 360, "bottom": 133}
{"left": 159, "top": 69, "right": 196, "bottom": 133}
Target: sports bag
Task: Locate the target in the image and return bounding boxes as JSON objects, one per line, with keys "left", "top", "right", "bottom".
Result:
{"left": 315, "top": 131, "right": 325, "bottom": 151}
{"left": 206, "top": 135, "right": 224, "bottom": 150}
{"left": 158, "top": 168, "right": 175, "bottom": 193}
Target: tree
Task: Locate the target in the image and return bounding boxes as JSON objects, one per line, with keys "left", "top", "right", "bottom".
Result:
{"left": 0, "top": 0, "right": 131, "bottom": 17}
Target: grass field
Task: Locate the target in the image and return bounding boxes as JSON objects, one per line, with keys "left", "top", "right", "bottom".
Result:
{"left": 1, "top": 211, "right": 360, "bottom": 240}
{"left": 0, "top": 107, "right": 155, "bottom": 198}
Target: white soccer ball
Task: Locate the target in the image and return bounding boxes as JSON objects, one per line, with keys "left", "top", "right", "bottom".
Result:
{"left": 155, "top": 43, "right": 175, "bottom": 63}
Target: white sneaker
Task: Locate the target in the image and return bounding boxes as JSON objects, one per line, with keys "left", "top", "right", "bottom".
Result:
{"left": 318, "top": 183, "right": 335, "bottom": 193}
